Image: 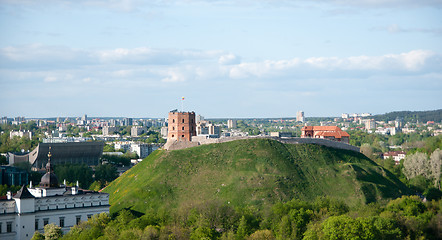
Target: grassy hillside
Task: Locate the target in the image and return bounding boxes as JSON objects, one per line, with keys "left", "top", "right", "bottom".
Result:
{"left": 104, "top": 139, "right": 410, "bottom": 214}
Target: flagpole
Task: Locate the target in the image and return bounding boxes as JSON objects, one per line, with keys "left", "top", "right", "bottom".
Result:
{"left": 181, "top": 97, "right": 184, "bottom": 112}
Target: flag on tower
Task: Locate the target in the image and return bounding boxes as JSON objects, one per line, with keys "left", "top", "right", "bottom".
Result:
{"left": 182, "top": 97, "right": 185, "bottom": 100}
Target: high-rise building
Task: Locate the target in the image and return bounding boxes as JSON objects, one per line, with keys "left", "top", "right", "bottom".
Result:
{"left": 227, "top": 119, "right": 237, "bottom": 129}
{"left": 167, "top": 111, "right": 196, "bottom": 142}
{"left": 296, "top": 111, "right": 305, "bottom": 122}
{"left": 123, "top": 118, "right": 133, "bottom": 126}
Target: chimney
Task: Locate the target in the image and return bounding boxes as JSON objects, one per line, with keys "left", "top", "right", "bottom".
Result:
{"left": 71, "top": 187, "right": 78, "bottom": 195}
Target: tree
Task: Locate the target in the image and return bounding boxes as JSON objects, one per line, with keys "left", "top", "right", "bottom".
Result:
{"left": 429, "top": 149, "right": 442, "bottom": 189}
{"left": 95, "top": 163, "right": 118, "bottom": 183}
{"left": 31, "top": 231, "right": 44, "bottom": 240}
{"left": 360, "top": 143, "right": 374, "bottom": 159}
{"left": 403, "top": 152, "right": 431, "bottom": 180}
{"left": 247, "top": 230, "right": 275, "bottom": 240}
{"left": 236, "top": 216, "right": 249, "bottom": 240}
{"left": 44, "top": 223, "right": 63, "bottom": 240}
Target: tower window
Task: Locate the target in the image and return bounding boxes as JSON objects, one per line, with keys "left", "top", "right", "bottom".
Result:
{"left": 172, "top": 119, "right": 175, "bottom": 123}
{"left": 182, "top": 127, "right": 185, "bottom": 130}
{"left": 182, "top": 135, "right": 185, "bottom": 138}
{"left": 182, "top": 119, "right": 185, "bottom": 123}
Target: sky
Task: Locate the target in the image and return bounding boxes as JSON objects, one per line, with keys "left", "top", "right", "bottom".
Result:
{"left": 0, "top": 0, "right": 441, "bottom": 119}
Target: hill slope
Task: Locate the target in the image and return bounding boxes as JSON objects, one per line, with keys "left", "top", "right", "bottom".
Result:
{"left": 104, "top": 139, "right": 410, "bottom": 214}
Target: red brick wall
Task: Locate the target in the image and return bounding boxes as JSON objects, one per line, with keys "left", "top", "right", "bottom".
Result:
{"left": 167, "top": 112, "right": 196, "bottom": 141}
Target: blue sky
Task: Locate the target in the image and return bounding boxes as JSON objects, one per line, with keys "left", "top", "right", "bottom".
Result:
{"left": 1, "top": 0, "right": 441, "bottom": 118}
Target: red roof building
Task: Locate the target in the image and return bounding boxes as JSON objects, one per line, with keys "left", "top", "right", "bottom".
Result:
{"left": 301, "top": 126, "right": 350, "bottom": 143}
{"left": 382, "top": 151, "right": 406, "bottom": 164}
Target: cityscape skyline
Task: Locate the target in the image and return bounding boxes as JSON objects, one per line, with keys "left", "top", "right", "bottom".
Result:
{"left": 1, "top": 1, "right": 441, "bottom": 118}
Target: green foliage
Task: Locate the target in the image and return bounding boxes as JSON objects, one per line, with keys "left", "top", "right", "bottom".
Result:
{"left": 0, "top": 184, "right": 21, "bottom": 196}
{"left": 247, "top": 230, "right": 275, "bottom": 240}
{"left": 31, "top": 231, "right": 45, "bottom": 240}
{"left": 95, "top": 163, "right": 118, "bottom": 183}
{"left": 62, "top": 197, "right": 441, "bottom": 240}
{"left": 44, "top": 223, "right": 63, "bottom": 240}
{"left": 100, "top": 153, "right": 133, "bottom": 166}
{"left": 236, "top": 216, "right": 249, "bottom": 240}
{"left": 103, "top": 144, "right": 115, "bottom": 152}
{"left": 0, "top": 154, "right": 7, "bottom": 164}
{"left": 373, "top": 109, "right": 442, "bottom": 123}
{"left": 54, "top": 164, "right": 93, "bottom": 189}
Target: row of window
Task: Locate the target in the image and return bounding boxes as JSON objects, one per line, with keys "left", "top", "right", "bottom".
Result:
{"left": 172, "top": 126, "right": 194, "bottom": 131}
{"left": 34, "top": 214, "right": 92, "bottom": 230}
{"left": 172, "top": 119, "right": 194, "bottom": 123}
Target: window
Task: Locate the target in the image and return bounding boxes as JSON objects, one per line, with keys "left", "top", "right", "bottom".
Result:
{"left": 172, "top": 134, "right": 174, "bottom": 138}
{"left": 172, "top": 119, "right": 175, "bottom": 123}
{"left": 172, "top": 127, "right": 175, "bottom": 130}
{"left": 35, "top": 219, "right": 38, "bottom": 230}
{"left": 87, "top": 214, "right": 92, "bottom": 219}
{"left": 182, "top": 127, "right": 185, "bottom": 130}
{"left": 43, "top": 218, "right": 49, "bottom": 226}
{"left": 7, "top": 222, "right": 12, "bottom": 233}
{"left": 182, "top": 119, "right": 185, "bottom": 123}
{"left": 59, "top": 217, "right": 65, "bottom": 227}
{"left": 182, "top": 135, "right": 184, "bottom": 138}
{"left": 0, "top": 222, "right": 2, "bottom": 233}
{"left": 76, "top": 215, "right": 81, "bottom": 225}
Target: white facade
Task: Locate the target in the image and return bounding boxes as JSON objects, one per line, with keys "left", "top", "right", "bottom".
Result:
{"left": 9, "top": 130, "right": 32, "bottom": 139}
{"left": 296, "top": 111, "right": 305, "bottom": 122}
{"left": 130, "top": 143, "right": 151, "bottom": 159}
{"left": 0, "top": 186, "right": 109, "bottom": 240}
{"left": 227, "top": 119, "right": 237, "bottom": 129}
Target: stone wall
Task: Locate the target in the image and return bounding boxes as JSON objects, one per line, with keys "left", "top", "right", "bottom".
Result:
{"left": 164, "top": 136, "right": 360, "bottom": 152}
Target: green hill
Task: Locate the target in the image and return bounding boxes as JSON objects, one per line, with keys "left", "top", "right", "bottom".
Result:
{"left": 104, "top": 139, "right": 410, "bottom": 214}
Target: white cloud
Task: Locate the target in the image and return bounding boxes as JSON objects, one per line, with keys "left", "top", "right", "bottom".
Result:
{"left": 44, "top": 76, "right": 57, "bottom": 82}
{"left": 218, "top": 54, "right": 241, "bottom": 65}
{"left": 228, "top": 50, "right": 438, "bottom": 79}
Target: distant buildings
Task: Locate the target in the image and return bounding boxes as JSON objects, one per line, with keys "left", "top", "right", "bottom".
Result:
{"left": 130, "top": 126, "right": 147, "bottom": 137}
{"left": 7, "top": 142, "right": 104, "bottom": 170}
{"left": 102, "top": 126, "right": 117, "bottom": 136}
{"left": 296, "top": 111, "right": 305, "bottom": 122}
{"left": 361, "top": 119, "right": 376, "bottom": 132}
{"left": 227, "top": 119, "right": 237, "bottom": 129}
{"left": 9, "top": 130, "right": 32, "bottom": 139}
{"left": 382, "top": 151, "right": 406, "bottom": 165}
{"left": 301, "top": 126, "right": 350, "bottom": 143}
{"left": 0, "top": 166, "right": 28, "bottom": 186}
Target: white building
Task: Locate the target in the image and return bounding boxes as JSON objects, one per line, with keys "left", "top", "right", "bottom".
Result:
{"left": 227, "top": 119, "right": 237, "bottom": 129}
{"left": 296, "top": 111, "right": 305, "bottom": 122}
{"left": 0, "top": 157, "right": 109, "bottom": 240}
{"left": 9, "top": 130, "right": 32, "bottom": 139}
{"left": 130, "top": 143, "right": 152, "bottom": 159}
{"left": 102, "top": 126, "right": 117, "bottom": 136}
{"left": 131, "top": 126, "right": 147, "bottom": 137}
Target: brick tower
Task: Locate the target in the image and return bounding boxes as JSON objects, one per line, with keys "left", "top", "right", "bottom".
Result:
{"left": 167, "top": 111, "right": 196, "bottom": 142}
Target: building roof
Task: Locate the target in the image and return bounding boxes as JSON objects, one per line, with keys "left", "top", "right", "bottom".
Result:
{"left": 314, "top": 130, "right": 350, "bottom": 138}
{"left": 13, "top": 185, "right": 35, "bottom": 199}
{"left": 302, "top": 126, "right": 350, "bottom": 138}
{"left": 383, "top": 151, "right": 406, "bottom": 157}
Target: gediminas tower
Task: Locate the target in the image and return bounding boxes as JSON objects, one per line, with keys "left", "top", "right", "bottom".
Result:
{"left": 167, "top": 110, "right": 197, "bottom": 142}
